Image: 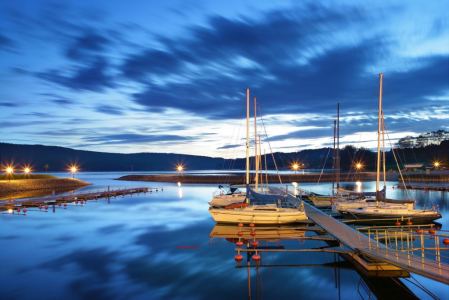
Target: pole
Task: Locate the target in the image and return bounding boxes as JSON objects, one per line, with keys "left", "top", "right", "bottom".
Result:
{"left": 336, "top": 103, "right": 340, "bottom": 189}
{"left": 254, "top": 97, "right": 258, "bottom": 192}
{"left": 264, "top": 149, "right": 268, "bottom": 190}
{"left": 259, "top": 135, "right": 263, "bottom": 192}
{"left": 332, "top": 120, "right": 336, "bottom": 197}
{"left": 382, "top": 112, "right": 386, "bottom": 191}
{"left": 246, "top": 88, "right": 250, "bottom": 185}
{"left": 376, "top": 73, "right": 383, "bottom": 201}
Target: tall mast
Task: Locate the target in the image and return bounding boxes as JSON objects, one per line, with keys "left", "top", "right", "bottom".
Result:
{"left": 246, "top": 88, "right": 250, "bottom": 185}
{"left": 382, "top": 112, "right": 386, "bottom": 190}
{"left": 336, "top": 103, "right": 340, "bottom": 189}
{"left": 264, "top": 149, "right": 268, "bottom": 190}
{"left": 376, "top": 73, "right": 383, "bottom": 197}
{"left": 259, "top": 135, "right": 263, "bottom": 192}
{"left": 254, "top": 97, "right": 259, "bottom": 192}
{"left": 332, "top": 119, "right": 336, "bottom": 197}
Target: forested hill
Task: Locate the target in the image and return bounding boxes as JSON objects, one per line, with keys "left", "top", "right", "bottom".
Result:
{"left": 0, "top": 140, "right": 447, "bottom": 172}
{"left": 0, "top": 143, "right": 224, "bottom": 171}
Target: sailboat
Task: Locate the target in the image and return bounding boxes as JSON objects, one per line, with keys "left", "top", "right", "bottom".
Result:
{"left": 336, "top": 74, "right": 441, "bottom": 223}
{"left": 208, "top": 88, "right": 307, "bottom": 224}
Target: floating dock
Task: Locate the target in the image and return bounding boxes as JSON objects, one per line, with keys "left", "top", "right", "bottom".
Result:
{"left": 0, "top": 186, "right": 160, "bottom": 211}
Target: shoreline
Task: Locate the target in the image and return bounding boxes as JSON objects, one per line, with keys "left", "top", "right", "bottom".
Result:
{"left": 0, "top": 178, "right": 91, "bottom": 200}
{"left": 116, "top": 172, "right": 449, "bottom": 184}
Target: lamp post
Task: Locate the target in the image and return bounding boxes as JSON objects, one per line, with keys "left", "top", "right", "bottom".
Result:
{"left": 292, "top": 164, "right": 299, "bottom": 174}
{"left": 177, "top": 165, "right": 184, "bottom": 175}
{"left": 6, "top": 167, "right": 13, "bottom": 182}
{"left": 24, "top": 167, "right": 30, "bottom": 175}
{"left": 70, "top": 166, "right": 77, "bottom": 178}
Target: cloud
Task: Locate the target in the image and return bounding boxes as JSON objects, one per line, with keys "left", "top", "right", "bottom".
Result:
{"left": 217, "top": 144, "right": 242, "bottom": 149}
{"left": 37, "top": 56, "right": 114, "bottom": 92}
{"left": 94, "top": 104, "right": 125, "bottom": 115}
{"left": 83, "top": 133, "right": 194, "bottom": 145}
{"left": 66, "top": 30, "right": 111, "bottom": 60}
{"left": 0, "top": 33, "right": 15, "bottom": 51}
{"left": 0, "top": 102, "right": 20, "bottom": 107}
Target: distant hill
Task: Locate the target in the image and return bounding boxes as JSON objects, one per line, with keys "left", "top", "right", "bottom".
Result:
{"left": 0, "top": 141, "right": 447, "bottom": 172}
{"left": 0, "top": 143, "right": 225, "bottom": 171}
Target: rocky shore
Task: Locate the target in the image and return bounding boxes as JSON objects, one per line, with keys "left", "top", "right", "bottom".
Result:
{"left": 0, "top": 178, "right": 91, "bottom": 200}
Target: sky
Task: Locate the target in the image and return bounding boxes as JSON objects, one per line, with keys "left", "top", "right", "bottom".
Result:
{"left": 0, "top": 0, "right": 448, "bottom": 158}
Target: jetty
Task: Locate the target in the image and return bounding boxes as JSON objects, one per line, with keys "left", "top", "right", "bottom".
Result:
{"left": 395, "top": 184, "right": 449, "bottom": 192}
{"left": 0, "top": 186, "right": 157, "bottom": 212}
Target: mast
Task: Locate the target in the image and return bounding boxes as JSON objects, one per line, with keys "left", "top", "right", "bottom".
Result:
{"left": 246, "top": 88, "right": 250, "bottom": 185}
{"left": 264, "top": 149, "right": 268, "bottom": 190}
{"left": 336, "top": 103, "right": 340, "bottom": 189}
{"left": 254, "top": 97, "right": 259, "bottom": 192}
{"left": 332, "top": 119, "right": 336, "bottom": 197}
{"left": 259, "top": 135, "right": 263, "bottom": 192}
{"left": 382, "top": 112, "right": 386, "bottom": 190}
{"left": 376, "top": 73, "right": 383, "bottom": 199}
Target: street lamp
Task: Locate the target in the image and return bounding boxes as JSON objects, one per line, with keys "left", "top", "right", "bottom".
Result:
{"left": 292, "top": 164, "right": 299, "bottom": 174}
{"left": 177, "top": 165, "right": 184, "bottom": 173}
{"left": 355, "top": 163, "right": 362, "bottom": 171}
{"left": 24, "top": 167, "right": 31, "bottom": 174}
{"left": 434, "top": 162, "right": 440, "bottom": 170}
{"left": 70, "top": 166, "right": 77, "bottom": 178}
{"left": 6, "top": 166, "right": 13, "bottom": 182}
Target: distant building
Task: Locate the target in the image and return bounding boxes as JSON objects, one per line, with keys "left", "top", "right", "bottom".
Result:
{"left": 403, "top": 163, "right": 424, "bottom": 171}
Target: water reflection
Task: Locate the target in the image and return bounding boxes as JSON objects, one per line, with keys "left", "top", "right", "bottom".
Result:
{"left": 0, "top": 186, "right": 85, "bottom": 201}
{"left": 0, "top": 173, "right": 447, "bottom": 299}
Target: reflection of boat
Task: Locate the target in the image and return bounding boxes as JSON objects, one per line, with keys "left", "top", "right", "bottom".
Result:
{"left": 209, "top": 224, "right": 306, "bottom": 241}
{"left": 209, "top": 186, "right": 246, "bottom": 207}
{"left": 208, "top": 89, "right": 307, "bottom": 224}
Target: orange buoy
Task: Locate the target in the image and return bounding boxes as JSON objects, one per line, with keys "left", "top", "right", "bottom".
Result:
{"left": 81, "top": 200, "right": 84, "bottom": 204}
{"left": 238, "top": 223, "right": 244, "bottom": 227}
{"left": 251, "top": 241, "right": 258, "bottom": 247}
{"left": 249, "top": 223, "right": 255, "bottom": 227}
{"left": 64, "top": 203, "right": 67, "bottom": 207}
{"left": 75, "top": 201, "right": 78, "bottom": 205}
{"left": 235, "top": 255, "right": 243, "bottom": 262}
{"left": 16, "top": 208, "right": 21, "bottom": 213}
{"left": 44, "top": 205, "right": 48, "bottom": 210}
{"left": 58, "top": 203, "right": 61, "bottom": 207}
{"left": 406, "top": 221, "right": 412, "bottom": 225}
{"left": 252, "top": 254, "right": 261, "bottom": 263}
{"left": 443, "top": 239, "right": 449, "bottom": 246}
{"left": 23, "top": 209, "right": 27, "bottom": 214}
{"left": 39, "top": 205, "right": 42, "bottom": 210}
{"left": 250, "top": 231, "right": 256, "bottom": 236}
{"left": 416, "top": 229, "right": 423, "bottom": 233}
{"left": 429, "top": 230, "right": 436, "bottom": 235}
{"left": 237, "top": 231, "right": 244, "bottom": 236}
{"left": 236, "top": 241, "right": 244, "bottom": 247}
{"left": 395, "top": 222, "right": 401, "bottom": 226}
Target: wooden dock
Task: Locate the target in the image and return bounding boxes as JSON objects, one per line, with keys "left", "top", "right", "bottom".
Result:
{"left": 0, "top": 186, "right": 158, "bottom": 211}
{"left": 303, "top": 202, "right": 449, "bottom": 284}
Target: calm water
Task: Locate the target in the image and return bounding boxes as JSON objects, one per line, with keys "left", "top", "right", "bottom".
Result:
{"left": 1, "top": 172, "right": 448, "bottom": 299}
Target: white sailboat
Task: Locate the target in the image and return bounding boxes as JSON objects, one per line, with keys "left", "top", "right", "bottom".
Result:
{"left": 336, "top": 74, "right": 441, "bottom": 223}
{"left": 208, "top": 88, "right": 307, "bottom": 224}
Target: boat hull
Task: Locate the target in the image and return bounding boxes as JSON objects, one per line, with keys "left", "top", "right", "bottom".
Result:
{"left": 209, "top": 208, "right": 308, "bottom": 224}
{"left": 338, "top": 210, "right": 441, "bottom": 223}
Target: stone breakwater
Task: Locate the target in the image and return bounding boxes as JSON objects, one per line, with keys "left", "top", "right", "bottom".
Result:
{"left": 0, "top": 178, "right": 91, "bottom": 200}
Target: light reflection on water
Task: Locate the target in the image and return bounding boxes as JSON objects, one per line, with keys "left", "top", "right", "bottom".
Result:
{"left": 0, "top": 172, "right": 447, "bottom": 299}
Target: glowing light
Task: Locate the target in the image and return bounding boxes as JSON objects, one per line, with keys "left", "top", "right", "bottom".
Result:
{"left": 356, "top": 181, "right": 362, "bottom": 187}
{"left": 7, "top": 209, "right": 13, "bottom": 214}
{"left": 69, "top": 165, "right": 78, "bottom": 178}
{"left": 24, "top": 167, "right": 30, "bottom": 174}
{"left": 177, "top": 182, "right": 182, "bottom": 187}
{"left": 292, "top": 182, "right": 297, "bottom": 186}
{"left": 6, "top": 167, "right": 13, "bottom": 174}
{"left": 434, "top": 162, "right": 440, "bottom": 167}
{"left": 177, "top": 165, "right": 184, "bottom": 172}
{"left": 356, "top": 181, "right": 362, "bottom": 192}
{"left": 71, "top": 167, "right": 77, "bottom": 173}
{"left": 355, "top": 163, "right": 362, "bottom": 170}
{"left": 292, "top": 164, "right": 299, "bottom": 170}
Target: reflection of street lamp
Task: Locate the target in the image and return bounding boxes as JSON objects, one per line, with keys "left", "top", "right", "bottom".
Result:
{"left": 70, "top": 166, "right": 77, "bottom": 178}
{"left": 292, "top": 164, "right": 299, "bottom": 174}
{"left": 6, "top": 167, "right": 13, "bottom": 182}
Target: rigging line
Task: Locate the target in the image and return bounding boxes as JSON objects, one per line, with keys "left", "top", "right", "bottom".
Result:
{"left": 383, "top": 117, "right": 411, "bottom": 200}
{"left": 220, "top": 116, "right": 244, "bottom": 184}
{"left": 256, "top": 103, "right": 283, "bottom": 185}
{"left": 317, "top": 147, "right": 331, "bottom": 186}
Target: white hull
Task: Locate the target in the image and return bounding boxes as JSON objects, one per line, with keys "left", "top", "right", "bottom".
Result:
{"left": 209, "top": 206, "right": 307, "bottom": 224}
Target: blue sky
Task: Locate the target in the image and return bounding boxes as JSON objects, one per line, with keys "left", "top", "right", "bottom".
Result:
{"left": 0, "top": 0, "right": 448, "bottom": 157}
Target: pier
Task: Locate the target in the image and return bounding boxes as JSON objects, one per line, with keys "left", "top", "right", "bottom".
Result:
{"left": 395, "top": 184, "right": 449, "bottom": 192}
{"left": 0, "top": 187, "right": 158, "bottom": 211}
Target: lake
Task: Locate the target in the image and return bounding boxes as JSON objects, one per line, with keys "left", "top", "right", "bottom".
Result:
{"left": 1, "top": 171, "right": 447, "bottom": 299}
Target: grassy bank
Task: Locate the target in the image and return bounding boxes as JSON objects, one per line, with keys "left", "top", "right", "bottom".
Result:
{"left": 0, "top": 174, "right": 56, "bottom": 180}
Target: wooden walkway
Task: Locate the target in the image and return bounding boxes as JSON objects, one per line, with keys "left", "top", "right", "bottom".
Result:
{"left": 0, "top": 187, "right": 152, "bottom": 211}
{"left": 303, "top": 202, "right": 449, "bottom": 285}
